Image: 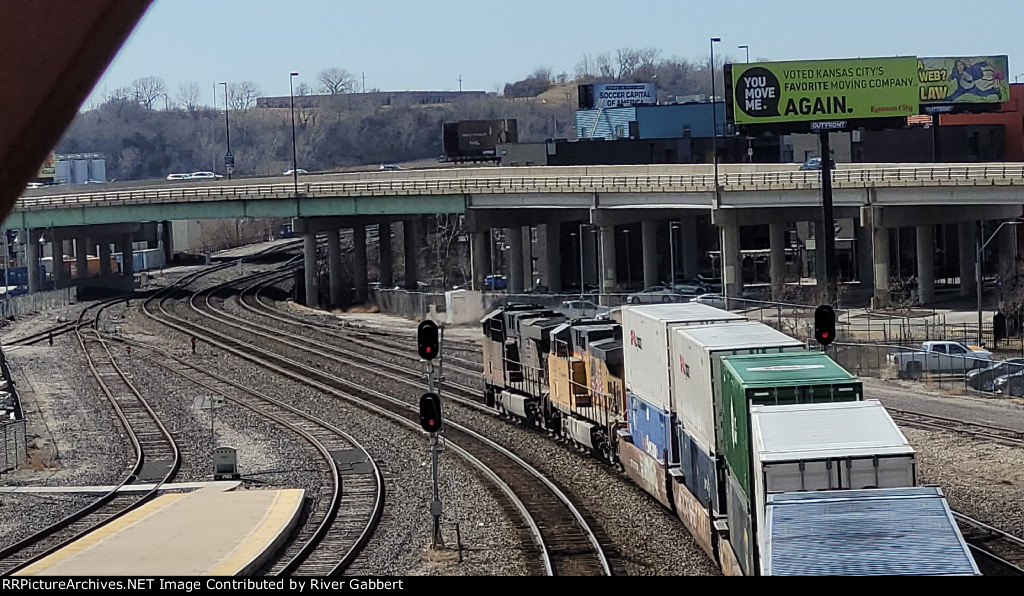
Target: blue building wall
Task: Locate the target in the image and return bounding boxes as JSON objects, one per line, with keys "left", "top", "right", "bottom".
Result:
{"left": 575, "top": 102, "right": 728, "bottom": 140}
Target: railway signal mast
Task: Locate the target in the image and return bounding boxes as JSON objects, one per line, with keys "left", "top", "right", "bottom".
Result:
{"left": 417, "top": 320, "right": 445, "bottom": 548}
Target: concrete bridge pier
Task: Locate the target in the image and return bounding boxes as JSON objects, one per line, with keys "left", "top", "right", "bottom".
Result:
{"left": 599, "top": 225, "right": 616, "bottom": 300}
{"left": 119, "top": 233, "right": 134, "bottom": 281}
{"left": 52, "top": 231, "right": 69, "bottom": 289}
{"left": 76, "top": 237, "right": 90, "bottom": 279}
{"left": 679, "top": 217, "right": 699, "bottom": 282}
{"left": 26, "top": 229, "right": 40, "bottom": 293}
{"left": 507, "top": 226, "right": 524, "bottom": 294}
{"left": 378, "top": 223, "right": 393, "bottom": 289}
{"left": 403, "top": 219, "right": 419, "bottom": 291}
{"left": 641, "top": 220, "right": 658, "bottom": 289}
{"left": 769, "top": 222, "right": 786, "bottom": 301}
{"left": 857, "top": 223, "right": 874, "bottom": 291}
{"left": 303, "top": 232, "right": 319, "bottom": 309}
{"left": 581, "top": 225, "right": 598, "bottom": 288}
{"left": 327, "top": 229, "right": 342, "bottom": 307}
{"left": 541, "top": 223, "right": 561, "bottom": 292}
{"left": 721, "top": 224, "right": 742, "bottom": 300}
{"left": 871, "top": 222, "right": 890, "bottom": 309}
{"left": 959, "top": 222, "right": 977, "bottom": 298}
{"left": 471, "top": 230, "right": 488, "bottom": 291}
{"left": 916, "top": 225, "right": 935, "bottom": 305}
{"left": 99, "top": 241, "right": 112, "bottom": 276}
{"left": 353, "top": 224, "right": 368, "bottom": 303}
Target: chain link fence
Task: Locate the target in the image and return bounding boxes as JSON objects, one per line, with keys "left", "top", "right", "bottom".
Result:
{"left": 0, "top": 420, "right": 27, "bottom": 475}
{"left": 0, "top": 287, "right": 76, "bottom": 323}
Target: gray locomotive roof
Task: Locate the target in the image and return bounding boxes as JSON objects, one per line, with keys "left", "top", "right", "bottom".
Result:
{"left": 521, "top": 316, "right": 568, "bottom": 341}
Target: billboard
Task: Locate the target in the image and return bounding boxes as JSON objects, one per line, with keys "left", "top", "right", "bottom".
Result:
{"left": 728, "top": 57, "right": 919, "bottom": 125}
{"left": 581, "top": 83, "right": 657, "bottom": 109}
{"left": 36, "top": 151, "right": 55, "bottom": 181}
{"left": 918, "top": 56, "right": 1009, "bottom": 104}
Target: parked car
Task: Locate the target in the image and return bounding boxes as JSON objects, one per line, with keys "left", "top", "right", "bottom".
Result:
{"left": 692, "top": 293, "right": 727, "bottom": 309}
{"left": 887, "top": 341, "right": 992, "bottom": 380}
{"left": 166, "top": 173, "right": 191, "bottom": 180}
{"left": 189, "top": 171, "right": 222, "bottom": 180}
{"left": 380, "top": 164, "right": 403, "bottom": 171}
{"left": 283, "top": 168, "right": 308, "bottom": 175}
{"left": 994, "top": 370, "right": 1024, "bottom": 397}
{"left": 696, "top": 272, "right": 722, "bottom": 293}
{"left": 966, "top": 358, "right": 1024, "bottom": 391}
{"left": 560, "top": 299, "right": 610, "bottom": 319}
{"left": 484, "top": 275, "right": 507, "bottom": 290}
{"left": 670, "top": 280, "right": 709, "bottom": 296}
{"left": 799, "top": 157, "right": 836, "bottom": 170}
{"left": 626, "top": 285, "right": 688, "bottom": 304}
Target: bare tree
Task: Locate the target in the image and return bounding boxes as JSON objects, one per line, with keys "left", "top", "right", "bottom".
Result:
{"left": 131, "top": 76, "right": 167, "bottom": 109}
{"left": 229, "top": 81, "right": 262, "bottom": 111}
{"left": 176, "top": 81, "right": 202, "bottom": 113}
{"left": 595, "top": 53, "right": 615, "bottom": 79}
{"left": 616, "top": 48, "right": 640, "bottom": 80}
{"left": 318, "top": 67, "right": 357, "bottom": 95}
{"left": 575, "top": 54, "right": 596, "bottom": 81}
{"left": 119, "top": 147, "right": 141, "bottom": 180}
{"left": 297, "top": 82, "right": 314, "bottom": 96}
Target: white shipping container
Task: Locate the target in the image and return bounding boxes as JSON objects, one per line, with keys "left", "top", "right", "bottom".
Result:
{"left": 622, "top": 304, "right": 744, "bottom": 412}
{"left": 751, "top": 400, "right": 916, "bottom": 558}
{"left": 670, "top": 321, "right": 804, "bottom": 456}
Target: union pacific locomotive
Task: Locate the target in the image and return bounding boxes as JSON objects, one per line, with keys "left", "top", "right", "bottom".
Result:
{"left": 481, "top": 302, "right": 980, "bottom": 576}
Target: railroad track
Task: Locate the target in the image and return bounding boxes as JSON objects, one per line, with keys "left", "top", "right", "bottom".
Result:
{"left": 954, "top": 512, "right": 1024, "bottom": 575}
{"left": 148, "top": 266, "right": 612, "bottom": 575}
{"left": 0, "top": 299, "right": 181, "bottom": 576}
{"left": 888, "top": 408, "right": 1024, "bottom": 449}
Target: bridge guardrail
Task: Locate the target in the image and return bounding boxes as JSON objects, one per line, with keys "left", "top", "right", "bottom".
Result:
{"left": 15, "top": 164, "right": 1024, "bottom": 212}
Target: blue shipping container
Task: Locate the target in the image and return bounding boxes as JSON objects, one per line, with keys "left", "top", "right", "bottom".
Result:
{"left": 677, "top": 424, "right": 719, "bottom": 513}
{"left": 627, "top": 392, "right": 676, "bottom": 464}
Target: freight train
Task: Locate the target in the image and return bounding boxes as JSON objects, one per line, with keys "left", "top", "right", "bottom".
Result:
{"left": 480, "top": 302, "right": 981, "bottom": 576}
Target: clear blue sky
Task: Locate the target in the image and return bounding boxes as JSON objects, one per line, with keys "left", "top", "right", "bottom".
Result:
{"left": 86, "top": 0, "right": 1024, "bottom": 109}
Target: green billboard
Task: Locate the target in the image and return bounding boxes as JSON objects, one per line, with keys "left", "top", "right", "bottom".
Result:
{"left": 919, "top": 56, "right": 1009, "bottom": 104}
{"left": 729, "top": 56, "right": 919, "bottom": 125}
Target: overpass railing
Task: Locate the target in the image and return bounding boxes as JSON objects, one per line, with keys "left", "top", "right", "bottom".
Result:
{"left": 15, "top": 164, "right": 1024, "bottom": 211}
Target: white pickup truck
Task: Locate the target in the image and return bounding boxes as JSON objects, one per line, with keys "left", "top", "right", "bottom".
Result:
{"left": 887, "top": 341, "right": 992, "bottom": 379}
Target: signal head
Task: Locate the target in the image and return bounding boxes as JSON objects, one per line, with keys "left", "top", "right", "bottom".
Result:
{"left": 814, "top": 304, "right": 837, "bottom": 346}
{"left": 417, "top": 320, "right": 440, "bottom": 361}
{"left": 419, "top": 392, "right": 443, "bottom": 433}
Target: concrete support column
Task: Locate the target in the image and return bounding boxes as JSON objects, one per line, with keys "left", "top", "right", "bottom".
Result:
{"left": 471, "top": 230, "right": 488, "bottom": 291}
{"left": 507, "top": 226, "right": 524, "bottom": 294}
{"left": 999, "top": 223, "right": 1017, "bottom": 277}
{"left": 582, "top": 226, "right": 598, "bottom": 287}
{"left": 99, "top": 241, "right": 112, "bottom": 276}
{"left": 303, "top": 232, "right": 319, "bottom": 308}
{"left": 857, "top": 222, "right": 874, "bottom": 290}
{"left": 959, "top": 222, "right": 977, "bottom": 298}
{"left": 770, "top": 223, "right": 786, "bottom": 301}
{"left": 814, "top": 219, "right": 826, "bottom": 284}
{"left": 679, "top": 217, "right": 699, "bottom": 281}
{"left": 327, "top": 229, "right": 342, "bottom": 307}
{"left": 641, "top": 220, "right": 658, "bottom": 289}
{"left": 26, "top": 230, "right": 39, "bottom": 294}
{"left": 119, "top": 233, "right": 134, "bottom": 281}
{"left": 872, "top": 224, "right": 890, "bottom": 309}
{"left": 52, "top": 233, "right": 68, "bottom": 289}
{"left": 353, "top": 225, "right": 368, "bottom": 303}
{"left": 523, "top": 227, "right": 535, "bottom": 291}
{"left": 542, "top": 224, "right": 561, "bottom": 293}
{"left": 403, "top": 219, "right": 419, "bottom": 291}
{"left": 76, "top": 237, "right": 89, "bottom": 279}
{"left": 600, "top": 225, "right": 617, "bottom": 300}
{"left": 378, "top": 223, "right": 393, "bottom": 288}
{"left": 916, "top": 225, "right": 935, "bottom": 305}
{"left": 721, "top": 221, "right": 743, "bottom": 299}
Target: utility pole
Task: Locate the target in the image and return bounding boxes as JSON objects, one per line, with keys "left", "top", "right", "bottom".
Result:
{"left": 819, "top": 131, "right": 837, "bottom": 303}
{"left": 362, "top": 72, "right": 366, "bottom": 94}
{"left": 458, "top": 75, "right": 463, "bottom": 92}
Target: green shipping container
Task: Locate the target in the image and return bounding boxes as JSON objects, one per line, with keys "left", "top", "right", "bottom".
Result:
{"left": 720, "top": 352, "right": 862, "bottom": 503}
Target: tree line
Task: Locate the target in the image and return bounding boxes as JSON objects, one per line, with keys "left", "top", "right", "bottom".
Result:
{"left": 60, "top": 49, "right": 733, "bottom": 181}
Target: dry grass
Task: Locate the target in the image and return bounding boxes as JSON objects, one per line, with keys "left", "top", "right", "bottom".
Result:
{"left": 345, "top": 304, "right": 380, "bottom": 314}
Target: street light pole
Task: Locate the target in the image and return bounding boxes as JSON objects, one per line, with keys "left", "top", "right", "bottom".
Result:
{"left": 219, "top": 82, "right": 232, "bottom": 180}
{"left": 710, "top": 37, "right": 721, "bottom": 189}
{"left": 738, "top": 45, "right": 749, "bottom": 63}
{"left": 977, "top": 220, "right": 1021, "bottom": 346}
{"left": 290, "top": 72, "right": 300, "bottom": 197}
{"left": 669, "top": 221, "right": 679, "bottom": 286}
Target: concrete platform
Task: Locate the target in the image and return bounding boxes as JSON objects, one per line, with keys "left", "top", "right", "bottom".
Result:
{"left": 14, "top": 485, "right": 304, "bottom": 576}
